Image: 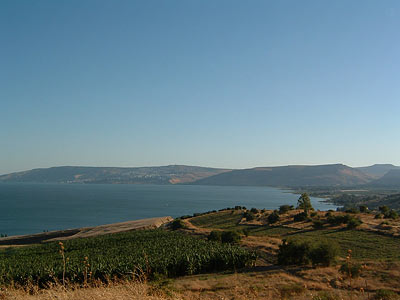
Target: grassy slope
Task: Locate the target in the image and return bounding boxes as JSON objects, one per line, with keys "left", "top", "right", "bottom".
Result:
{"left": 189, "top": 210, "right": 400, "bottom": 261}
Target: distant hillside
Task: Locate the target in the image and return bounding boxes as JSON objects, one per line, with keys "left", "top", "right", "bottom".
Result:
{"left": 191, "top": 164, "right": 373, "bottom": 187}
{"left": 369, "top": 169, "right": 400, "bottom": 187}
{"left": 0, "top": 165, "right": 231, "bottom": 184}
{"left": 357, "top": 164, "right": 400, "bottom": 179}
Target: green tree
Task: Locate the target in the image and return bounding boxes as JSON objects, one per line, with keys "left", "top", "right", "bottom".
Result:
{"left": 297, "top": 193, "right": 313, "bottom": 215}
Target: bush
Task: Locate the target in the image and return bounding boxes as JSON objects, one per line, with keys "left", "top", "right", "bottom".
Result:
{"left": 313, "top": 220, "right": 324, "bottom": 229}
{"left": 208, "top": 230, "right": 242, "bottom": 244}
{"left": 359, "top": 205, "right": 368, "bottom": 213}
{"left": 279, "top": 205, "right": 294, "bottom": 214}
{"left": 250, "top": 207, "right": 259, "bottom": 214}
{"left": 221, "top": 231, "right": 242, "bottom": 244}
{"left": 278, "top": 239, "right": 339, "bottom": 266}
{"left": 345, "top": 207, "right": 359, "bottom": 214}
{"left": 267, "top": 211, "right": 280, "bottom": 224}
{"left": 379, "top": 206, "right": 390, "bottom": 215}
{"left": 243, "top": 211, "right": 255, "bottom": 221}
{"left": 208, "top": 230, "right": 222, "bottom": 242}
{"left": 294, "top": 212, "right": 308, "bottom": 222}
{"left": 278, "top": 240, "right": 311, "bottom": 265}
{"left": 374, "top": 289, "right": 399, "bottom": 300}
{"left": 308, "top": 241, "right": 339, "bottom": 266}
{"left": 170, "top": 219, "right": 186, "bottom": 230}
{"left": 339, "top": 262, "right": 362, "bottom": 278}
{"left": 327, "top": 214, "right": 352, "bottom": 226}
{"left": 375, "top": 213, "right": 383, "bottom": 219}
{"left": 310, "top": 211, "right": 318, "bottom": 217}
{"left": 385, "top": 210, "right": 399, "bottom": 220}
{"left": 347, "top": 217, "right": 362, "bottom": 229}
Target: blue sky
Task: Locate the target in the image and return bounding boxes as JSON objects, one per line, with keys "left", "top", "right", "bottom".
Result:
{"left": 1, "top": 0, "right": 399, "bottom": 174}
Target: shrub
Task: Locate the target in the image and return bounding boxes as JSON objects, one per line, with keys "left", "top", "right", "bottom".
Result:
{"left": 345, "top": 207, "right": 359, "bottom": 214}
{"left": 310, "top": 211, "right": 318, "bottom": 217}
{"left": 327, "top": 214, "right": 352, "bottom": 226}
{"left": 375, "top": 213, "right": 383, "bottom": 219}
{"left": 278, "top": 239, "right": 311, "bottom": 265}
{"left": 208, "top": 230, "right": 222, "bottom": 242}
{"left": 170, "top": 219, "right": 186, "bottom": 230}
{"left": 267, "top": 211, "right": 280, "bottom": 224}
{"left": 339, "top": 262, "right": 362, "bottom": 278}
{"left": 347, "top": 217, "right": 362, "bottom": 229}
{"left": 309, "top": 240, "right": 339, "bottom": 266}
{"left": 313, "top": 219, "right": 324, "bottom": 229}
{"left": 278, "top": 239, "right": 339, "bottom": 266}
{"left": 374, "top": 289, "right": 399, "bottom": 300}
{"left": 359, "top": 205, "right": 368, "bottom": 213}
{"left": 279, "top": 205, "right": 294, "bottom": 214}
{"left": 250, "top": 207, "right": 259, "bottom": 214}
{"left": 379, "top": 206, "right": 390, "bottom": 215}
{"left": 385, "top": 210, "right": 399, "bottom": 220}
{"left": 221, "top": 230, "right": 242, "bottom": 244}
{"left": 293, "top": 212, "right": 308, "bottom": 222}
{"left": 243, "top": 211, "right": 255, "bottom": 221}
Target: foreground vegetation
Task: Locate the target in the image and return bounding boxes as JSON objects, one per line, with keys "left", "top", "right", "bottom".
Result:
{"left": 2, "top": 194, "right": 400, "bottom": 299}
{"left": 0, "top": 230, "right": 256, "bottom": 286}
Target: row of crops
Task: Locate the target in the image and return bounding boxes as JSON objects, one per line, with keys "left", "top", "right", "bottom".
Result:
{"left": 0, "top": 229, "right": 256, "bottom": 286}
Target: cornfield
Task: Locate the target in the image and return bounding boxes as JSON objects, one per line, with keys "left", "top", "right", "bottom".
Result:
{"left": 0, "top": 229, "right": 256, "bottom": 286}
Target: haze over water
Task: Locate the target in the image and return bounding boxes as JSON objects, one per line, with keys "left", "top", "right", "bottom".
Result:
{"left": 0, "top": 183, "right": 336, "bottom": 236}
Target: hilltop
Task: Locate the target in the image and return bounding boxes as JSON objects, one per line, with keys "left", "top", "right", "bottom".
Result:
{"left": 0, "top": 165, "right": 231, "bottom": 184}
{"left": 356, "top": 164, "right": 400, "bottom": 179}
{"left": 191, "top": 164, "right": 372, "bottom": 187}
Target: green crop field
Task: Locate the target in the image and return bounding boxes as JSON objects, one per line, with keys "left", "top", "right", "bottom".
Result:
{"left": 286, "top": 229, "right": 400, "bottom": 261}
{"left": 190, "top": 210, "right": 400, "bottom": 261}
{"left": 0, "top": 230, "right": 256, "bottom": 286}
{"left": 190, "top": 210, "right": 243, "bottom": 229}
{"left": 190, "top": 210, "right": 296, "bottom": 236}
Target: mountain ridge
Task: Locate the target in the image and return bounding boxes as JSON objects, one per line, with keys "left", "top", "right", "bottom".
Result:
{"left": 0, "top": 163, "right": 378, "bottom": 187}
{"left": 190, "top": 164, "right": 373, "bottom": 187}
{"left": 0, "top": 165, "right": 231, "bottom": 185}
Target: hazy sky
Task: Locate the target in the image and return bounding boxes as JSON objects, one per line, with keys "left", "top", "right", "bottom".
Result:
{"left": 1, "top": 0, "right": 400, "bottom": 174}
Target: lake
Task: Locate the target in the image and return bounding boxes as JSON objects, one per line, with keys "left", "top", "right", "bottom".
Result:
{"left": 0, "top": 183, "right": 336, "bottom": 236}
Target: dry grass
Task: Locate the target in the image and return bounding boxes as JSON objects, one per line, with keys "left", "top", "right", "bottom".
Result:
{"left": 0, "top": 281, "right": 177, "bottom": 300}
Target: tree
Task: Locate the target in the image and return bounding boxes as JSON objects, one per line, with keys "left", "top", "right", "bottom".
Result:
{"left": 297, "top": 193, "right": 313, "bottom": 215}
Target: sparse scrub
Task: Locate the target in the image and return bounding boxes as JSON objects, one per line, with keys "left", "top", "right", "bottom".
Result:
{"left": 373, "top": 289, "right": 400, "bottom": 300}
{"left": 278, "top": 283, "right": 305, "bottom": 299}
{"left": 312, "top": 291, "right": 340, "bottom": 300}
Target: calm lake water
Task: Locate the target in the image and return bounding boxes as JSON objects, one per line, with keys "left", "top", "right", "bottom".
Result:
{"left": 0, "top": 183, "right": 336, "bottom": 236}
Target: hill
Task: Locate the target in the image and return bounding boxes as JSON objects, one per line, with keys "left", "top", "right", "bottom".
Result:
{"left": 369, "top": 169, "right": 400, "bottom": 187}
{"left": 0, "top": 165, "right": 231, "bottom": 184}
{"left": 191, "top": 164, "right": 373, "bottom": 187}
{"left": 357, "top": 164, "right": 400, "bottom": 178}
